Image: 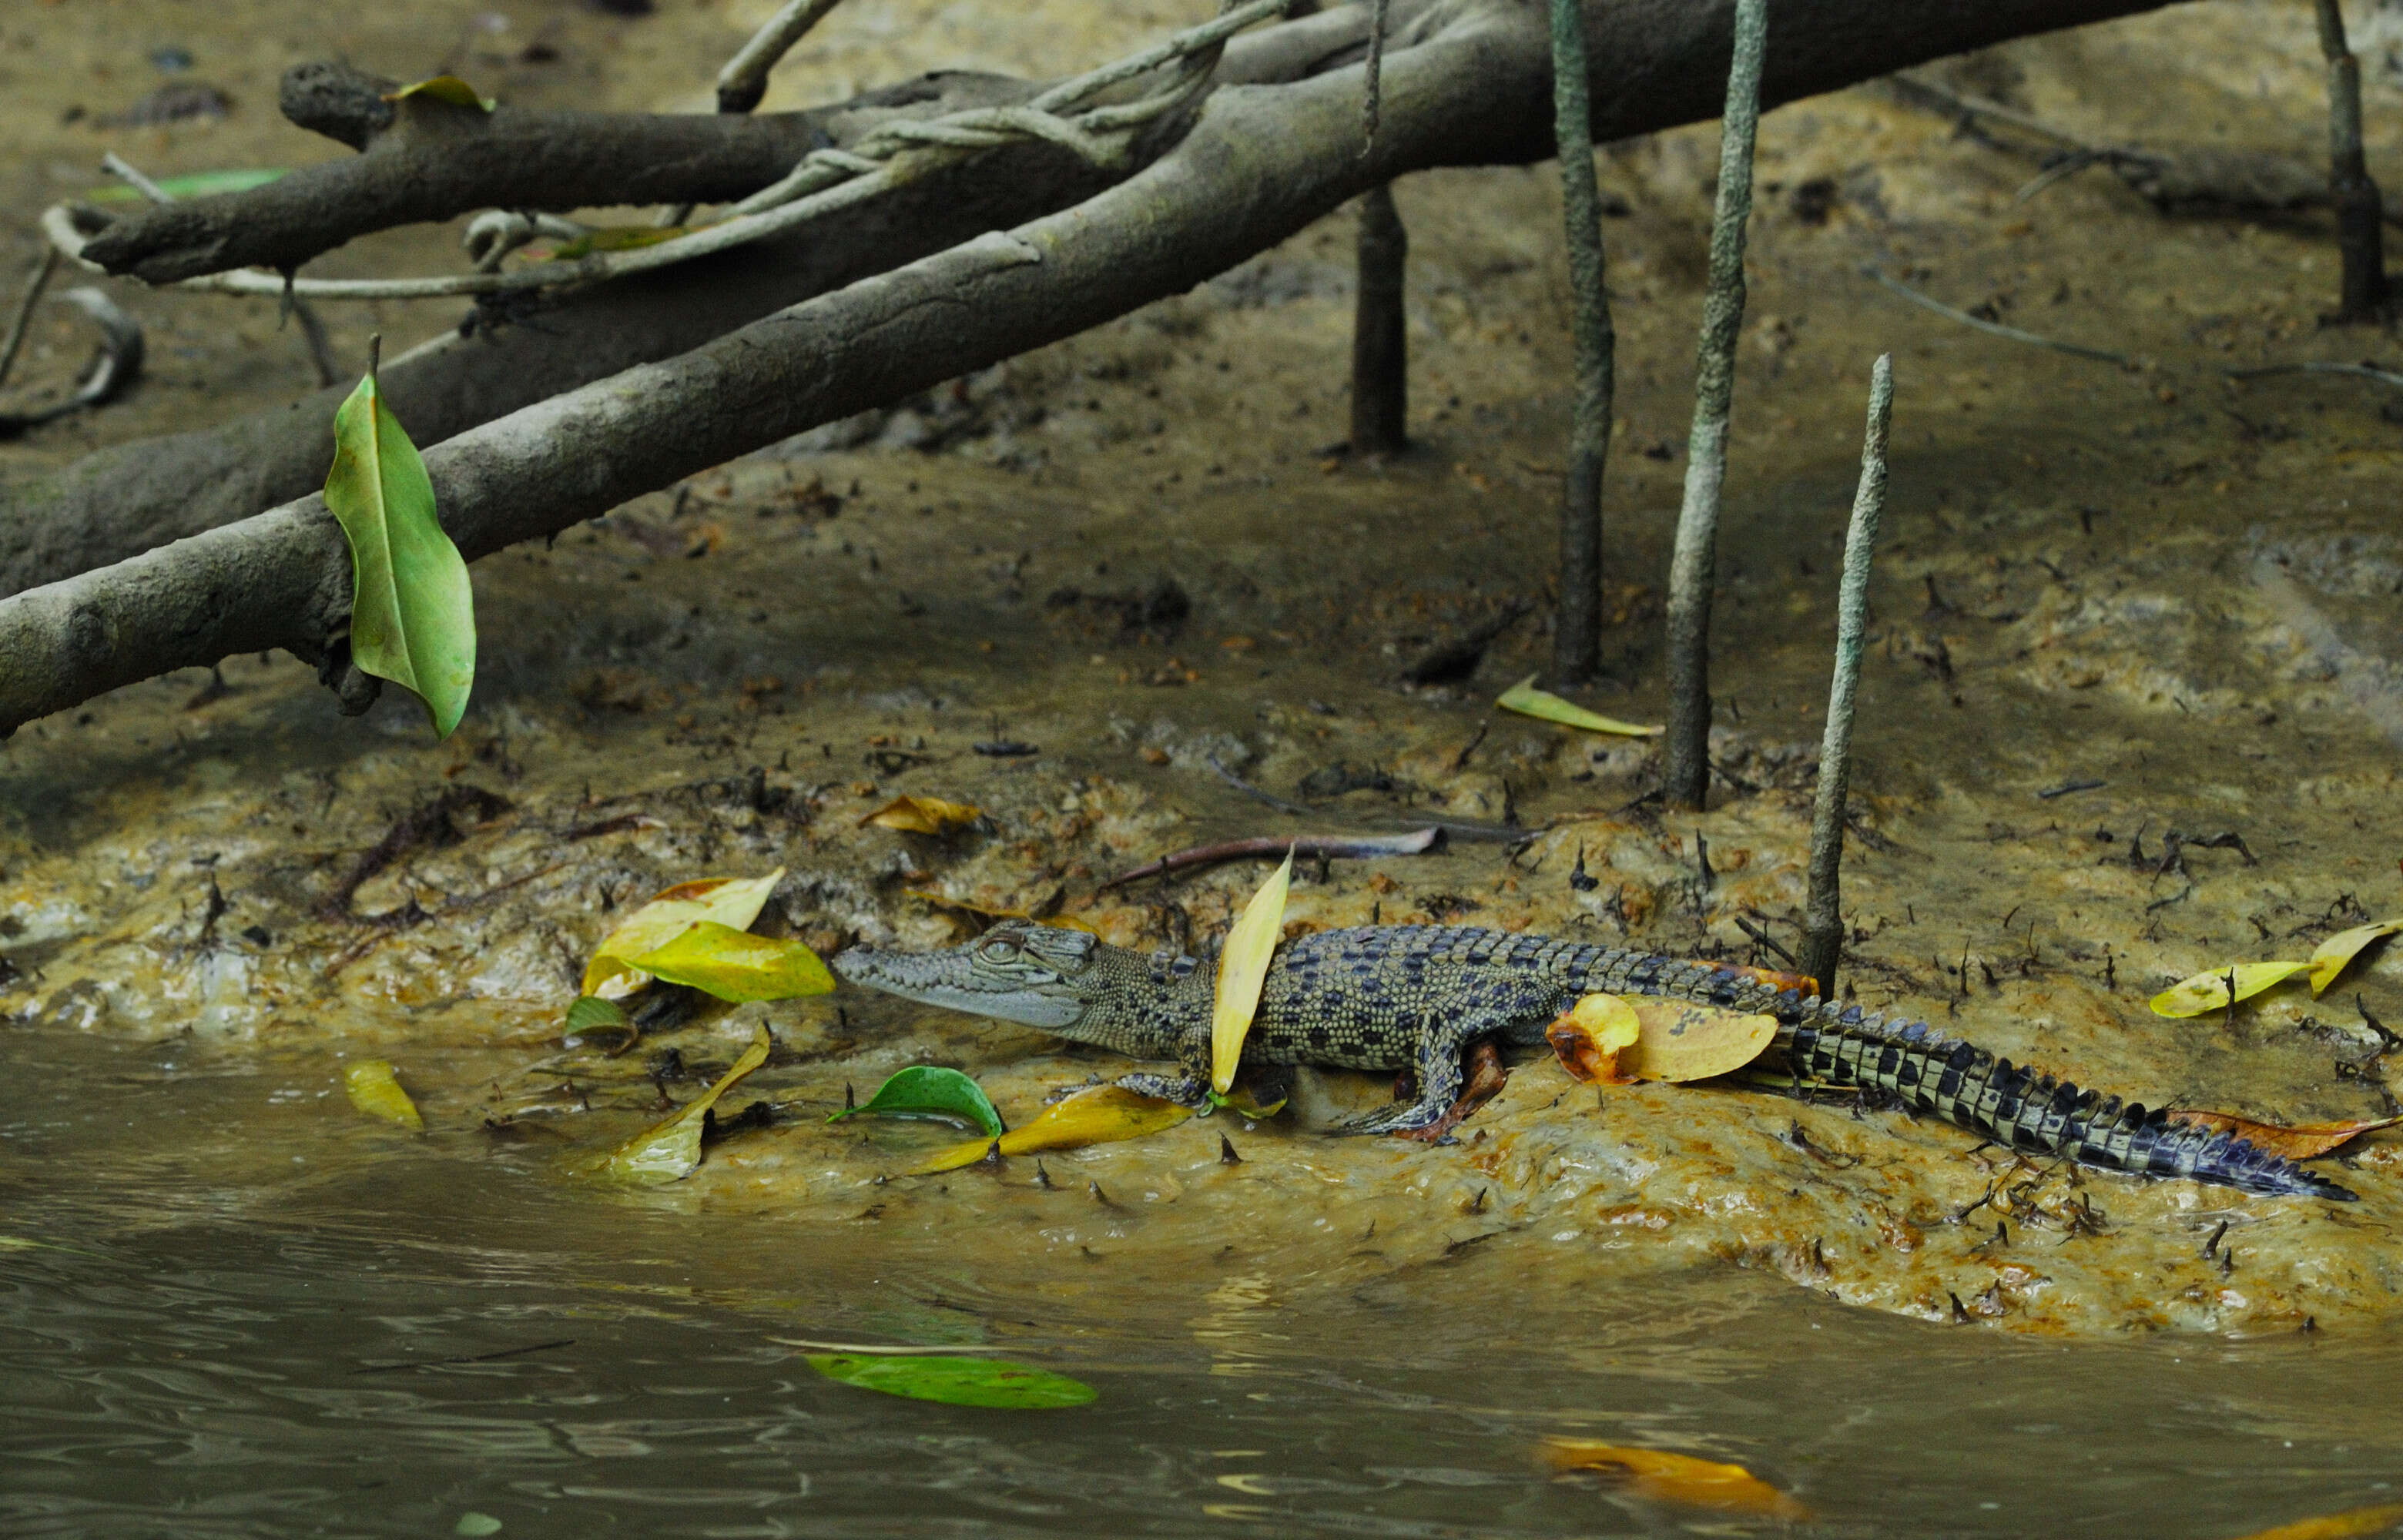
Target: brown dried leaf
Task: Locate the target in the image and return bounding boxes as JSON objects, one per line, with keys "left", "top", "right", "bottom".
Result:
{"left": 860, "top": 795, "right": 983, "bottom": 835}
{"left": 2165, "top": 1109, "right": 2403, "bottom": 1160}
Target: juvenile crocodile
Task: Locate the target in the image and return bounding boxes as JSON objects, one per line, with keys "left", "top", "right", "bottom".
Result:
{"left": 832, "top": 921, "right": 2356, "bottom": 1201}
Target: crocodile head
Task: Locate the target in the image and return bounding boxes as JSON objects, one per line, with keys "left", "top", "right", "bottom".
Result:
{"left": 832, "top": 919, "right": 1100, "bottom": 1029}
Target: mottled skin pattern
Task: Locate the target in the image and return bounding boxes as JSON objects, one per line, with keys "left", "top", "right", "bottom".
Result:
{"left": 832, "top": 921, "right": 2354, "bottom": 1200}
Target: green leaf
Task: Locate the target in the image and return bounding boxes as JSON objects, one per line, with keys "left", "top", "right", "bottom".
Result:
{"left": 1496, "top": 672, "right": 1662, "bottom": 737}
{"left": 602, "top": 1024, "right": 773, "bottom": 1184}
{"left": 625, "top": 921, "right": 835, "bottom": 1003}
{"left": 828, "top": 1066, "right": 1004, "bottom": 1137}
{"left": 326, "top": 364, "right": 476, "bottom": 738}
{"left": 385, "top": 75, "right": 497, "bottom": 112}
{"left": 806, "top": 1354, "right": 1097, "bottom": 1409}
{"left": 88, "top": 167, "right": 289, "bottom": 203}
{"left": 565, "top": 995, "right": 630, "bottom": 1034}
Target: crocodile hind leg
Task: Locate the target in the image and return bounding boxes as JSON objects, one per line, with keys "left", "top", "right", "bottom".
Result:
{"left": 1327, "top": 1012, "right": 1476, "bottom": 1136}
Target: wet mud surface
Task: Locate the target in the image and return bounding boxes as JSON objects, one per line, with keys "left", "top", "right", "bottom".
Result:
{"left": 5, "top": 0, "right": 2403, "bottom": 1352}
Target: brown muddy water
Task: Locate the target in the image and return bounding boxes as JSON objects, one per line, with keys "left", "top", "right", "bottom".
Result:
{"left": 8, "top": 0, "right": 2403, "bottom": 1535}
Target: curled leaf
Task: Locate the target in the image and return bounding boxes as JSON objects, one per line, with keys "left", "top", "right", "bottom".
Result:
{"left": 1541, "top": 1438, "right": 1806, "bottom": 1519}
{"left": 384, "top": 75, "right": 497, "bottom": 111}
{"left": 625, "top": 921, "right": 834, "bottom": 1003}
{"left": 2225, "top": 1502, "right": 2403, "bottom": 1540}
{"left": 582, "top": 868, "right": 784, "bottom": 998}
{"left": 2311, "top": 919, "right": 2401, "bottom": 996}
{"left": 602, "top": 1023, "right": 773, "bottom": 1184}
{"left": 2166, "top": 1110, "right": 2403, "bottom": 1160}
{"left": 912, "top": 1084, "right": 1194, "bottom": 1173}
{"left": 830, "top": 1066, "right": 1004, "bottom": 1138}
{"left": 1622, "top": 999, "right": 1778, "bottom": 1083}
{"left": 807, "top": 1354, "right": 1096, "bottom": 1408}
{"left": 327, "top": 364, "right": 475, "bottom": 738}
{"left": 1212, "top": 848, "right": 1293, "bottom": 1095}
{"left": 343, "top": 1060, "right": 424, "bottom": 1130}
{"left": 861, "top": 795, "right": 983, "bottom": 835}
{"left": 1497, "top": 673, "right": 1661, "bottom": 738}
{"left": 1547, "top": 993, "right": 1641, "bottom": 1084}
{"left": 2150, "top": 960, "right": 2311, "bottom": 1018}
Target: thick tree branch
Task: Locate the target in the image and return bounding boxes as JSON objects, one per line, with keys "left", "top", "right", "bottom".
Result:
{"left": 0, "top": 0, "right": 2168, "bottom": 736}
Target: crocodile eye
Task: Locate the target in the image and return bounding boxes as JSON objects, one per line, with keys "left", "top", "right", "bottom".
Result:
{"left": 977, "top": 938, "right": 1018, "bottom": 964}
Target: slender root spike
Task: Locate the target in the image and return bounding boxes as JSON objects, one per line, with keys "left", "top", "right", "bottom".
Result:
{"left": 1349, "top": 182, "right": 1409, "bottom": 456}
{"left": 1546, "top": 0, "right": 1613, "bottom": 685}
{"left": 1661, "top": 0, "right": 1768, "bottom": 810}
{"left": 2315, "top": 0, "right": 2388, "bottom": 321}
{"left": 1800, "top": 354, "right": 1895, "bottom": 998}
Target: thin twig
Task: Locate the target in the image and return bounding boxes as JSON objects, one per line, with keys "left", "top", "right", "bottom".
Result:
{"left": 717, "top": 0, "right": 848, "bottom": 114}
{"left": 100, "top": 152, "right": 175, "bottom": 206}
{"left": 1547, "top": 0, "right": 1614, "bottom": 685}
{"left": 1661, "top": 0, "right": 1767, "bottom": 811}
{"left": 1862, "top": 266, "right": 2130, "bottom": 365}
{"left": 1799, "top": 354, "right": 1895, "bottom": 998}
{"left": 2228, "top": 359, "right": 2403, "bottom": 390}
{"left": 1205, "top": 753, "right": 1312, "bottom": 815}
{"left": 1099, "top": 829, "right": 1443, "bottom": 889}
{"left": 0, "top": 247, "right": 59, "bottom": 393}
{"left": 1361, "top": 0, "right": 1391, "bottom": 150}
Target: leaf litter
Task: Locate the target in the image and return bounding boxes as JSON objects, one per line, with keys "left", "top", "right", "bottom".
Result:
{"left": 581, "top": 869, "right": 784, "bottom": 998}
{"left": 1212, "top": 846, "right": 1293, "bottom": 1095}
{"left": 829, "top": 1066, "right": 1005, "bottom": 1138}
{"left": 910, "top": 1084, "right": 1195, "bottom": 1173}
{"left": 601, "top": 1023, "right": 773, "bottom": 1184}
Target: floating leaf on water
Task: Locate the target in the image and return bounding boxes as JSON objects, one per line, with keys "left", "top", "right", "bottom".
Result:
{"left": 625, "top": 921, "right": 834, "bottom": 1003}
{"left": 807, "top": 1353, "right": 1097, "bottom": 1409}
{"left": 548, "top": 226, "right": 689, "bottom": 260}
{"left": 860, "top": 795, "right": 984, "bottom": 835}
{"left": 384, "top": 75, "right": 497, "bottom": 111}
{"left": 343, "top": 1059, "right": 424, "bottom": 1130}
{"left": 911, "top": 1084, "right": 1195, "bottom": 1173}
{"left": 769, "top": 1337, "right": 996, "bottom": 1355}
{"left": 1547, "top": 993, "right": 1642, "bottom": 1084}
{"left": 1540, "top": 1438, "right": 1807, "bottom": 1519}
{"left": 2150, "top": 960, "right": 2311, "bottom": 1018}
{"left": 2165, "top": 1110, "right": 2403, "bottom": 1160}
{"left": 327, "top": 363, "right": 476, "bottom": 740}
{"left": 2224, "top": 1502, "right": 2403, "bottom": 1540}
{"left": 2311, "top": 919, "right": 2402, "bottom": 996}
{"left": 829, "top": 1066, "right": 1004, "bottom": 1138}
{"left": 88, "top": 167, "right": 289, "bottom": 203}
{"left": 1496, "top": 673, "right": 1662, "bottom": 738}
{"left": 581, "top": 868, "right": 785, "bottom": 998}
{"left": 904, "top": 889, "right": 1098, "bottom": 933}
{"left": 453, "top": 1515, "right": 504, "bottom": 1538}
{"left": 1212, "top": 847, "right": 1293, "bottom": 1095}
{"left": 602, "top": 1023, "right": 773, "bottom": 1184}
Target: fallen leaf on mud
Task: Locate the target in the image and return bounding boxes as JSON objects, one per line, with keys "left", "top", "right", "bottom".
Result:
{"left": 343, "top": 1060, "right": 423, "bottom": 1130}
{"left": 2310, "top": 919, "right": 2402, "bottom": 996}
{"left": 1623, "top": 999, "right": 1778, "bottom": 1083}
{"left": 1213, "top": 847, "right": 1294, "bottom": 1095}
{"left": 2150, "top": 960, "right": 2311, "bottom": 1017}
{"left": 382, "top": 75, "right": 496, "bottom": 111}
{"left": 807, "top": 1353, "right": 1096, "bottom": 1409}
{"left": 562, "top": 994, "right": 638, "bottom": 1053}
{"left": 829, "top": 1066, "right": 1004, "bottom": 1139}
{"left": 581, "top": 868, "right": 785, "bottom": 998}
{"left": 602, "top": 1023, "right": 772, "bottom": 1184}
{"left": 1547, "top": 993, "right": 1641, "bottom": 1083}
{"left": 1540, "top": 1438, "right": 1808, "bottom": 1518}
{"left": 860, "top": 795, "right": 983, "bottom": 835}
{"left": 2223, "top": 1502, "right": 2403, "bottom": 1540}
{"left": 2165, "top": 1109, "right": 2403, "bottom": 1159}
{"left": 905, "top": 889, "right": 1097, "bottom": 933}
{"left": 625, "top": 921, "right": 833, "bottom": 1003}
{"left": 1496, "top": 673, "right": 1662, "bottom": 737}
{"left": 910, "top": 1084, "right": 1195, "bottom": 1173}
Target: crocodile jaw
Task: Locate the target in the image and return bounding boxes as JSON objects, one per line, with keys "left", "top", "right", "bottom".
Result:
{"left": 832, "top": 944, "right": 1088, "bottom": 1029}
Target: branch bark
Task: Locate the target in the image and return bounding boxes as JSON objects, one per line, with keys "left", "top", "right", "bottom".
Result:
{"left": 0, "top": 0, "right": 2168, "bottom": 736}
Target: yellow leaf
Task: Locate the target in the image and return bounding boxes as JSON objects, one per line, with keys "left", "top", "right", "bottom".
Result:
{"left": 2225, "top": 1502, "right": 2403, "bottom": 1540}
{"left": 625, "top": 921, "right": 834, "bottom": 1003}
{"left": 2166, "top": 1109, "right": 2403, "bottom": 1160}
{"left": 382, "top": 75, "right": 497, "bottom": 112}
{"left": 1540, "top": 1438, "right": 1808, "bottom": 1519}
{"left": 911, "top": 1085, "right": 1195, "bottom": 1173}
{"left": 860, "top": 795, "right": 984, "bottom": 835}
{"left": 1212, "top": 848, "right": 1294, "bottom": 1094}
{"left": 343, "top": 1059, "right": 424, "bottom": 1130}
{"left": 1545, "top": 993, "right": 1642, "bottom": 1083}
{"left": 2150, "top": 960, "right": 2311, "bottom": 1017}
{"left": 603, "top": 1023, "right": 773, "bottom": 1184}
{"left": 1497, "top": 673, "right": 1662, "bottom": 737}
{"left": 2311, "top": 918, "right": 2402, "bottom": 996}
{"left": 1621, "top": 998, "right": 1778, "bottom": 1082}
{"left": 581, "top": 868, "right": 784, "bottom": 998}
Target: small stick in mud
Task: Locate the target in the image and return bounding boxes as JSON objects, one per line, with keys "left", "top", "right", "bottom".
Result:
{"left": 0, "top": 247, "right": 59, "bottom": 393}
{"left": 1098, "top": 829, "right": 1444, "bottom": 889}
{"left": 2314, "top": 0, "right": 2388, "bottom": 322}
{"left": 1862, "top": 267, "right": 2130, "bottom": 366}
{"left": 1544, "top": 0, "right": 1616, "bottom": 685}
{"left": 1349, "top": 183, "right": 1409, "bottom": 457}
{"left": 1661, "top": 0, "right": 1768, "bottom": 811}
{"left": 1799, "top": 354, "right": 1895, "bottom": 998}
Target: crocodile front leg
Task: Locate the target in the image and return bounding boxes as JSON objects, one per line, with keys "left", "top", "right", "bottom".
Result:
{"left": 1114, "top": 1070, "right": 1212, "bottom": 1107}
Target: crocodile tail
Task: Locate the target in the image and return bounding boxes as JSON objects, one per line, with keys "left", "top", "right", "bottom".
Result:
{"left": 1771, "top": 993, "right": 2357, "bottom": 1203}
